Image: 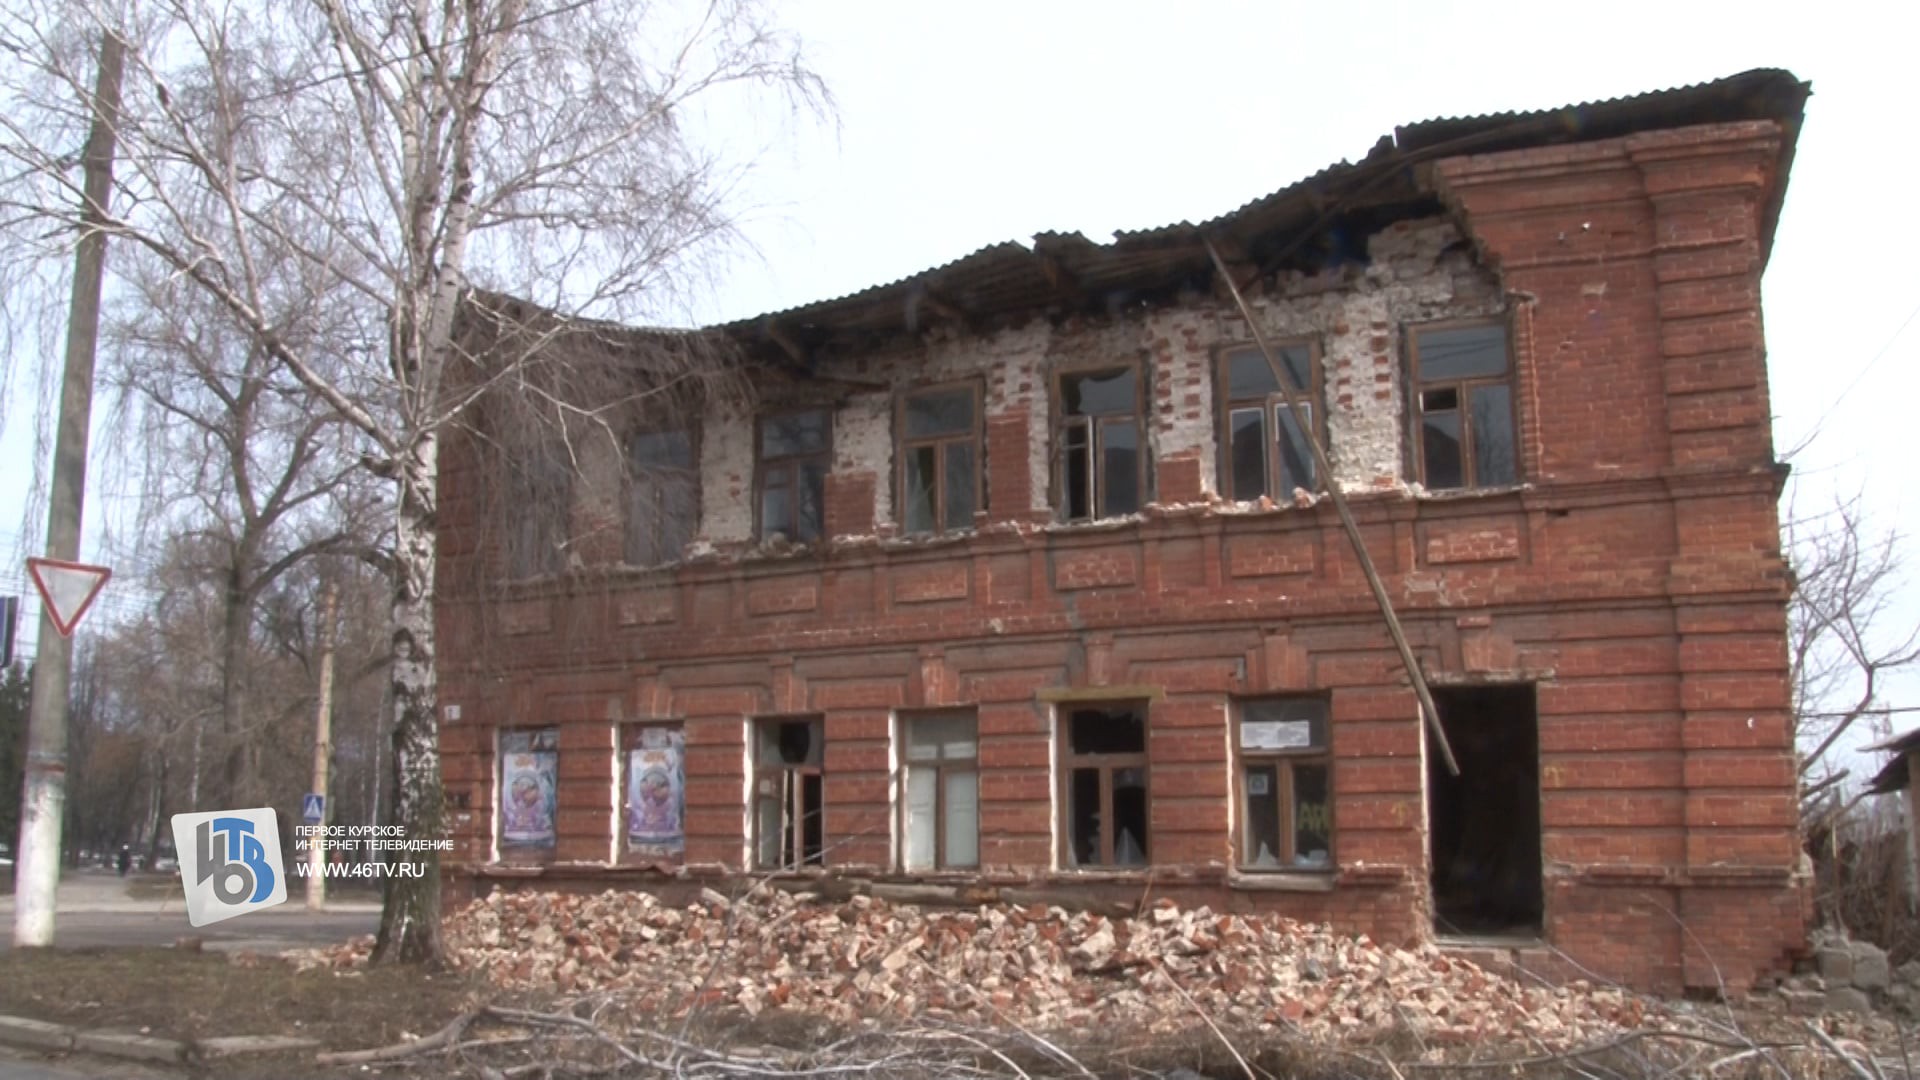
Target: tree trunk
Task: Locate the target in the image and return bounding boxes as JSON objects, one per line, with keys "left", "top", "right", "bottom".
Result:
{"left": 143, "top": 753, "right": 165, "bottom": 861}
{"left": 219, "top": 560, "right": 251, "bottom": 807}
{"left": 371, "top": 432, "right": 445, "bottom": 966}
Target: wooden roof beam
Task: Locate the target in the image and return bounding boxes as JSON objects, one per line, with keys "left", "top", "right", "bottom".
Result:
{"left": 1035, "top": 249, "right": 1087, "bottom": 306}
{"left": 921, "top": 286, "right": 968, "bottom": 324}
{"left": 762, "top": 317, "right": 810, "bottom": 371}
{"left": 905, "top": 283, "right": 972, "bottom": 333}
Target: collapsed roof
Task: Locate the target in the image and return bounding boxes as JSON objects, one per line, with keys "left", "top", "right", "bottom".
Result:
{"left": 725, "top": 68, "right": 1809, "bottom": 366}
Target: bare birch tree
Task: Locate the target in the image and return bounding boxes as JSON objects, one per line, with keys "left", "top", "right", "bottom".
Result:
{"left": 0, "top": 0, "right": 824, "bottom": 962}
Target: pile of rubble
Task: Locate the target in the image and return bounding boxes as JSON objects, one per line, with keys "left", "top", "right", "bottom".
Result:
{"left": 291, "top": 888, "right": 1671, "bottom": 1048}
{"left": 1774, "top": 932, "right": 1920, "bottom": 1018}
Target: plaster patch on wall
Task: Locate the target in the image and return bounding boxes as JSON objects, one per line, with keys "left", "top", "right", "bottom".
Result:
{"left": 699, "top": 400, "right": 755, "bottom": 544}
{"left": 1143, "top": 306, "right": 1217, "bottom": 488}
{"left": 570, "top": 428, "right": 622, "bottom": 560}
{"left": 1226, "top": 217, "right": 1505, "bottom": 492}
{"left": 833, "top": 392, "right": 894, "bottom": 530}
{"left": 687, "top": 216, "right": 1502, "bottom": 542}
{"left": 810, "top": 321, "right": 1053, "bottom": 532}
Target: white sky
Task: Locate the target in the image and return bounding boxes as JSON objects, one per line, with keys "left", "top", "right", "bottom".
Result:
{"left": 3, "top": 1, "right": 1915, "bottom": 764}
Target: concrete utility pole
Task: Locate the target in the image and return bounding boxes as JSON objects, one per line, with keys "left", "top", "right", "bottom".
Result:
{"left": 306, "top": 581, "right": 339, "bottom": 911}
{"left": 15, "top": 33, "right": 125, "bottom": 948}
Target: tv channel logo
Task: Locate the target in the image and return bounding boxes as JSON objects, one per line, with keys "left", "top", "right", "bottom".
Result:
{"left": 169, "top": 808, "right": 288, "bottom": 926}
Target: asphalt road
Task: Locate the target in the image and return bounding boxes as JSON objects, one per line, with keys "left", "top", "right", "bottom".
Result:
{"left": 1, "top": 868, "right": 380, "bottom": 952}
{"left": 0, "top": 908, "right": 380, "bottom": 951}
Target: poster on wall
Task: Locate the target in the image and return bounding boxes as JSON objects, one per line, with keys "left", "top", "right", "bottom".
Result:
{"left": 500, "top": 728, "right": 558, "bottom": 849}
{"left": 627, "top": 726, "right": 685, "bottom": 857}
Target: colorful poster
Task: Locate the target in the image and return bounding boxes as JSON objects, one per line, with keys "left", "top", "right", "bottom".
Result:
{"left": 500, "top": 728, "right": 558, "bottom": 848}
{"left": 627, "top": 726, "right": 685, "bottom": 856}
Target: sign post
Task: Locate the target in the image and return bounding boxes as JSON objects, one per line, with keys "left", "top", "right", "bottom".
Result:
{"left": 0, "top": 595, "right": 18, "bottom": 668}
{"left": 14, "top": 31, "right": 125, "bottom": 949}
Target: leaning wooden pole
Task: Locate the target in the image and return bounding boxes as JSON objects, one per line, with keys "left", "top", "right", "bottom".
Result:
{"left": 14, "top": 32, "right": 125, "bottom": 947}
{"left": 1202, "top": 237, "right": 1460, "bottom": 776}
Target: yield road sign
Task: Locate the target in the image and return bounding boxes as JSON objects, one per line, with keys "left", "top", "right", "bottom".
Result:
{"left": 302, "top": 793, "right": 325, "bottom": 824}
{"left": 25, "top": 557, "right": 111, "bottom": 637}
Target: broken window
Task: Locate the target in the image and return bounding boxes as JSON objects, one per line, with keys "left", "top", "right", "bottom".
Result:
{"left": 1058, "top": 367, "right": 1143, "bottom": 521}
{"left": 1219, "top": 343, "right": 1322, "bottom": 501}
{"left": 1235, "top": 698, "right": 1332, "bottom": 871}
{"left": 1060, "top": 704, "right": 1150, "bottom": 867}
{"left": 498, "top": 727, "right": 558, "bottom": 857}
{"left": 757, "top": 409, "right": 830, "bottom": 543}
{"left": 625, "top": 428, "right": 698, "bottom": 566}
{"left": 506, "top": 440, "right": 571, "bottom": 578}
{"left": 899, "top": 384, "right": 982, "bottom": 535}
{"left": 900, "top": 711, "right": 978, "bottom": 870}
{"left": 1409, "top": 323, "right": 1517, "bottom": 490}
{"left": 624, "top": 723, "right": 685, "bottom": 859}
{"left": 752, "top": 715, "right": 825, "bottom": 869}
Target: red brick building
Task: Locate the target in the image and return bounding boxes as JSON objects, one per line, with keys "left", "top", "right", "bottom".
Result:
{"left": 438, "top": 70, "right": 1813, "bottom": 995}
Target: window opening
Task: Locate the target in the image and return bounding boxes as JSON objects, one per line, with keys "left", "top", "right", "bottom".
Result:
{"left": 758, "top": 410, "right": 830, "bottom": 542}
{"left": 753, "top": 716, "right": 825, "bottom": 868}
{"left": 1059, "top": 368, "right": 1143, "bottom": 521}
{"left": 1061, "top": 704, "right": 1150, "bottom": 866}
{"left": 1410, "top": 324, "right": 1516, "bottom": 490}
{"left": 1235, "top": 698, "right": 1331, "bottom": 870}
{"left": 900, "top": 386, "right": 981, "bottom": 535}
{"left": 901, "top": 712, "right": 979, "bottom": 870}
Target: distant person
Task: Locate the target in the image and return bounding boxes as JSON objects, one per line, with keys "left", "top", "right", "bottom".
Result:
{"left": 115, "top": 844, "right": 130, "bottom": 877}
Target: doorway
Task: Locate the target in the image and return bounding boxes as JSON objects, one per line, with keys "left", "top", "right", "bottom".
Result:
{"left": 1427, "top": 684, "right": 1543, "bottom": 936}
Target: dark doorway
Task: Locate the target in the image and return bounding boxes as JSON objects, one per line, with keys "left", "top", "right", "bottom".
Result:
{"left": 1427, "top": 684, "right": 1543, "bottom": 936}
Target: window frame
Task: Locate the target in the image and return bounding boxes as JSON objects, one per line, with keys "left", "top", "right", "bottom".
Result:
{"left": 620, "top": 721, "right": 686, "bottom": 864}
{"left": 495, "top": 725, "right": 560, "bottom": 863}
{"left": 896, "top": 381, "right": 985, "bottom": 536}
{"left": 897, "top": 710, "right": 980, "bottom": 872}
{"left": 1407, "top": 319, "right": 1519, "bottom": 491}
{"left": 1056, "top": 702, "right": 1152, "bottom": 869}
{"left": 754, "top": 408, "right": 833, "bottom": 543}
{"left": 624, "top": 425, "right": 701, "bottom": 567}
{"left": 1053, "top": 364, "right": 1148, "bottom": 523}
{"left": 1215, "top": 340, "right": 1325, "bottom": 501}
{"left": 1231, "top": 697, "right": 1333, "bottom": 873}
{"left": 750, "top": 714, "right": 826, "bottom": 870}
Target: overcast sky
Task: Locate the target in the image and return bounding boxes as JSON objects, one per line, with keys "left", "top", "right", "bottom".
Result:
{"left": 3, "top": 2, "right": 1914, "bottom": 759}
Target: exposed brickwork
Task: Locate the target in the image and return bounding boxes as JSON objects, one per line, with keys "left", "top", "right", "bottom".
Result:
{"left": 437, "top": 118, "right": 1806, "bottom": 997}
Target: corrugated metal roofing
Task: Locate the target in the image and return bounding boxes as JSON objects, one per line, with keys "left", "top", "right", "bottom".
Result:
{"left": 726, "top": 69, "right": 1809, "bottom": 356}
{"left": 1866, "top": 728, "right": 1920, "bottom": 795}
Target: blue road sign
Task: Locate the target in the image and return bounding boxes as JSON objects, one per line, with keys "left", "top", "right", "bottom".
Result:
{"left": 302, "top": 793, "right": 325, "bottom": 824}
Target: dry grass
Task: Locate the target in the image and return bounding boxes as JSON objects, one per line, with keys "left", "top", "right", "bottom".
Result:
{"left": 0, "top": 946, "right": 481, "bottom": 1066}
{"left": 0, "top": 947, "right": 1909, "bottom": 1078}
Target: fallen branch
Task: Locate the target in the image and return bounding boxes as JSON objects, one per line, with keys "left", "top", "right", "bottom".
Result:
{"left": 313, "top": 1009, "right": 477, "bottom": 1065}
{"left": 1403, "top": 1028, "right": 1803, "bottom": 1072}
{"left": 481, "top": 1003, "right": 659, "bottom": 1071}
{"left": 1804, "top": 1021, "right": 1879, "bottom": 1080}
{"left": 1146, "top": 955, "right": 1259, "bottom": 1080}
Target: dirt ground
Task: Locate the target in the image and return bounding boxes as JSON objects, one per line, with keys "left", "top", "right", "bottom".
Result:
{"left": 0, "top": 947, "right": 1372, "bottom": 1079}
{"left": 0, "top": 944, "right": 1910, "bottom": 1079}
{"left": 0, "top": 947, "right": 483, "bottom": 1074}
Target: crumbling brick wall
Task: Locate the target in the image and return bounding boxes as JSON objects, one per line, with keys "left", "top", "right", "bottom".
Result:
{"left": 435, "top": 119, "right": 1804, "bottom": 997}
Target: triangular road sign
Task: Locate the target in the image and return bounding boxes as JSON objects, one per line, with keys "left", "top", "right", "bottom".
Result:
{"left": 26, "top": 557, "right": 112, "bottom": 637}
